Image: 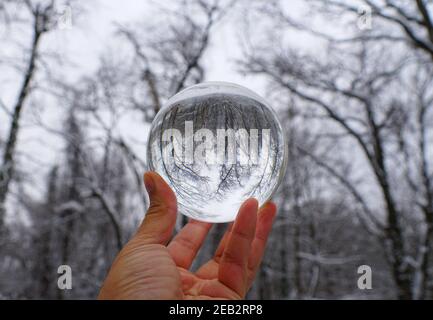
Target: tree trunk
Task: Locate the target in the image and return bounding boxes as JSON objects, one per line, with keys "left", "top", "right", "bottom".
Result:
{"left": 0, "top": 21, "right": 42, "bottom": 231}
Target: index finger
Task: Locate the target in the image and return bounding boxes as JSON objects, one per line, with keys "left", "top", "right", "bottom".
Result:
{"left": 247, "top": 201, "right": 277, "bottom": 288}
{"left": 218, "top": 198, "right": 258, "bottom": 298}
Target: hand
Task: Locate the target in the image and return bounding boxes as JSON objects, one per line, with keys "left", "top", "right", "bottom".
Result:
{"left": 98, "top": 171, "right": 277, "bottom": 300}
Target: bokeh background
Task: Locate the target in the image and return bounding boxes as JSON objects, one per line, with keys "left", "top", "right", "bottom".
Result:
{"left": 1, "top": 0, "right": 433, "bottom": 299}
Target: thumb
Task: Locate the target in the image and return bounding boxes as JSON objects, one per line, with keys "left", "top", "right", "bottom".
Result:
{"left": 133, "top": 171, "right": 177, "bottom": 245}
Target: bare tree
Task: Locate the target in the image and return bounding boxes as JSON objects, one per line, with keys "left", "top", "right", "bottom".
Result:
{"left": 112, "top": 0, "right": 236, "bottom": 228}
{"left": 0, "top": 0, "right": 74, "bottom": 232}
{"left": 115, "top": 0, "right": 235, "bottom": 115}
{"left": 6, "top": 0, "right": 433, "bottom": 300}
{"left": 241, "top": 0, "right": 433, "bottom": 299}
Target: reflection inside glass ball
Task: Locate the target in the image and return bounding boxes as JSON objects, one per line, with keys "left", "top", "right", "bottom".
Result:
{"left": 146, "top": 82, "right": 287, "bottom": 222}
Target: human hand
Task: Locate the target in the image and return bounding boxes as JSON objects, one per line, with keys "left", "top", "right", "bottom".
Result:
{"left": 98, "top": 171, "right": 277, "bottom": 300}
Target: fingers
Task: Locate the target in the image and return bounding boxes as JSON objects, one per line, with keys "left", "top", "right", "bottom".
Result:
{"left": 133, "top": 172, "right": 177, "bottom": 245}
{"left": 167, "top": 219, "right": 212, "bottom": 269}
{"left": 213, "top": 222, "right": 233, "bottom": 262}
{"left": 218, "top": 198, "right": 258, "bottom": 298}
{"left": 194, "top": 222, "right": 233, "bottom": 279}
{"left": 196, "top": 201, "right": 277, "bottom": 287}
{"left": 246, "top": 202, "right": 277, "bottom": 288}
{"left": 215, "top": 202, "right": 276, "bottom": 265}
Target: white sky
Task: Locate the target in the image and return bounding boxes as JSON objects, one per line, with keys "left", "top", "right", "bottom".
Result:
{"left": 44, "top": 0, "right": 269, "bottom": 90}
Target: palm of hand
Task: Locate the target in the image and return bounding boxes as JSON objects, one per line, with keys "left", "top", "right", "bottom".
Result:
{"left": 178, "top": 256, "right": 243, "bottom": 300}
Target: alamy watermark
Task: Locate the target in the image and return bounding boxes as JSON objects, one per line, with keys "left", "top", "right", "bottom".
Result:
{"left": 159, "top": 121, "right": 271, "bottom": 166}
{"left": 357, "top": 265, "right": 372, "bottom": 290}
{"left": 357, "top": 5, "right": 372, "bottom": 30}
{"left": 55, "top": 5, "right": 73, "bottom": 30}
{"left": 57, "top": 265, "right": 72, "bottom": 290}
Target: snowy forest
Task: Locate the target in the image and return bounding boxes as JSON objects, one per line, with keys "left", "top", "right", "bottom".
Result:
{"left": 1, "top": 0, "right": 433, "bottom": 300}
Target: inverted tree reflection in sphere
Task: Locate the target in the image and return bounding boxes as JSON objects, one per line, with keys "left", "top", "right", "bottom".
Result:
{"left": 147, "top": 82, "right": 287, "bottom": 222}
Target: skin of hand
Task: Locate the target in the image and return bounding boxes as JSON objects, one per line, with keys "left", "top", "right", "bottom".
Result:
{"left": 98, "top": 171, "right": 277, "bottom": 300}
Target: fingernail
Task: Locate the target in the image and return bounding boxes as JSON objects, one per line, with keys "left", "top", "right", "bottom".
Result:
{"left": 144, "top": 173, "right": 155, "bottom": 193}
{"left": 249, "top": 197, "right": 259, "bottom": 207}
{"left": 244, "top": 198, "right": 258, "bottom": 211}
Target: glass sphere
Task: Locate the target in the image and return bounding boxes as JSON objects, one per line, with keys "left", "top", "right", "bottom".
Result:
{"left": 146, "top": 82, "right": 287, "bottom": 222}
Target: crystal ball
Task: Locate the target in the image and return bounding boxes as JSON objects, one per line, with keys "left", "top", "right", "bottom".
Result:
{"left": 146, "top": 82, "right": 287, "bottom": 222}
